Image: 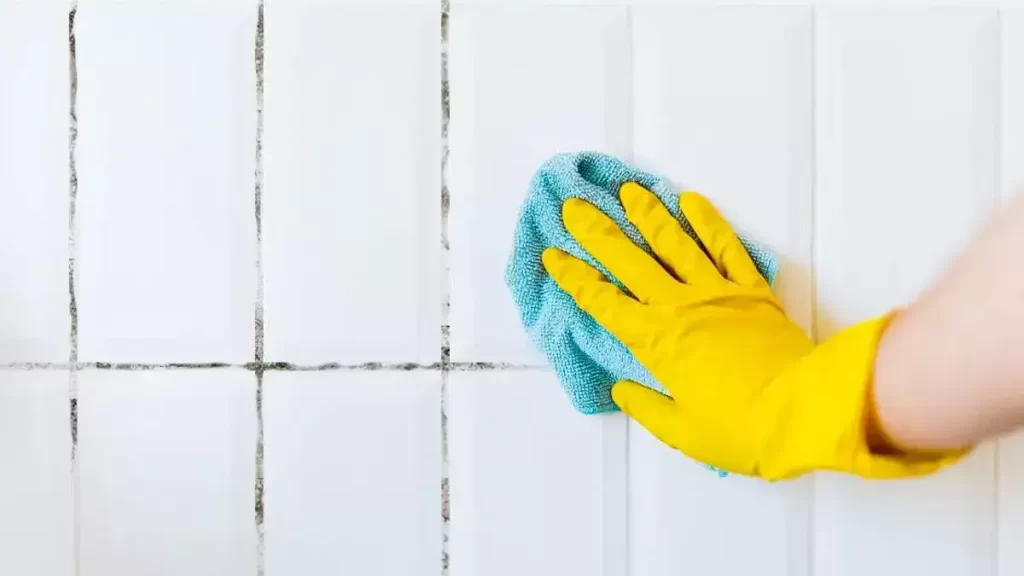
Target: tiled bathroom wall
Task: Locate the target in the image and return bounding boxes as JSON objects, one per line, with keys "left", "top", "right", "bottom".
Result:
{"left": 1, "top": 0, "right": 1022, "bottom": 575}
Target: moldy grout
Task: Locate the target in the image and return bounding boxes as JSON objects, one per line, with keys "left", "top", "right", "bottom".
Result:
{"left": 253, "top": 2, "right": 266, "bottom": 576}
{"left": 440, "top": 1, "right": 452, "bottom": 573}
{"left": 67, "top": 4, "right": 81, "bottom": 576}
{"left": 0, "top": 361, "right": 538, "bottom": 372}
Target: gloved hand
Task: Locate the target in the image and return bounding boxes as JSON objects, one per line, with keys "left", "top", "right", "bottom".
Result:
{"left": 542, "top": 182, "right": 969, "bottom": 481}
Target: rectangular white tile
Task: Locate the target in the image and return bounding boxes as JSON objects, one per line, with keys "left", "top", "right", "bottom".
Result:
{"left": 999, "top": 433, "right": 1024, "bottom": 576}
{"left": 75, "top": 0, "right": 257, "bottom": 362}
{"left": 632, "top": 5, "right": 813, "bottom": 336}
{"left": 628, "top": 8, "right": 813, "bottom": 576}
{"left": 628, "top": 432, "right": 809, "bottom": 576}
{"left": 0, "top": 1, "right": 69, "bottom": 362}
{"left": 814, "top": 8, "right": 997, "bottom": 576}
{"left": 447, "top": 6, "right": 630, "bottom": 364}
{"left": 263, "top": 371, "right": 440, "bottom": 576}
{"left": 262, "top": 2, "right": 440, "bottom": 364}
{"left": 999, "top": 12, "right": 1024, "bottom": 576}
{"left": 0, "top": 372, "right": 74, "bottom": 576}
{"left": 448, "top": 371, "right": 626, "bottom": 576}
{"left": 78, "top": 370, "right": 256, "bottom": 576}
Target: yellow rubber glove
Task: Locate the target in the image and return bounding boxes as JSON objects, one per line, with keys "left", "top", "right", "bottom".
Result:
{"left": 542, "top": 182, "right": 969, "bottom": 481}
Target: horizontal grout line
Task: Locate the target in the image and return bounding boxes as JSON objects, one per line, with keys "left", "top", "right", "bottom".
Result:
{"left": 0, "top": 361, "right": 541, "bottom": 372}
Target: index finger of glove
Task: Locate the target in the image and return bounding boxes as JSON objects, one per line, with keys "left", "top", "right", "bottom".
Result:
{"left": 542, "top": 247, "right": 646, "bottom": 343}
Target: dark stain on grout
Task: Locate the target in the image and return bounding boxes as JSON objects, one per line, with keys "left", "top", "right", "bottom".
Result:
{"left": 440, "top": 1, "right": 451, "bottom": 575}
{"left": 68, "top": 5, "right": 80, "bottom": 576}
{"left": 0, "top": 361, "right": 541, "bottom": 372}
{"left": 68, "top": 4, "right": 79, "bottom": 368}
{"left": 253, "top": 0, "right": 265, "bottom": 367}
{"left": 91, "top": 362, "right": 237, "bottom": 370}
{"left": 450, "top": 362, "right": 534, "bottom": 371}
{"left": 253, "top": 4, "right": 267, "bottom": 576}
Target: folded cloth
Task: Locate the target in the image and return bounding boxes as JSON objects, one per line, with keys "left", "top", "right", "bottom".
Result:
{"left": 505, "top": 151, "right": 778, "bottom": 417}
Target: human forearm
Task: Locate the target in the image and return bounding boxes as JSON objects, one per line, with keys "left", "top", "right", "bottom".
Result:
{"left": 872, "top": 192, "right": 1024, "bottom": 452}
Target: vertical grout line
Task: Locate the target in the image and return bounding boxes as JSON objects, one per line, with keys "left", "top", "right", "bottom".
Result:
{"left": 68, "top": 3, "right": 81, "bottom": 575}
{"left": 440, "top": 1, "right": 451, "bottom": 575}
{"left": 806, "top": 8, "right": 817, "bottom": 576}
{"left": 253, "top": 2, "right": 266, "bottom": 575}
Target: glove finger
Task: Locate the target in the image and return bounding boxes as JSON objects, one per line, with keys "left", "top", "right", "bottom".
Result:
{"left": 679, "top": 192, "right": 768, "bottom": 289}
{"left": 562, "top": 198, "right": 685, "bottom": 304}
{"left": 611, "top": 380, "right": 685, "bottom": 451}
{"left": 541, "top": 247, "right": 647, "bottom": 344}
{"left": 619, "top": 182, "right": 725, "bottom": 287}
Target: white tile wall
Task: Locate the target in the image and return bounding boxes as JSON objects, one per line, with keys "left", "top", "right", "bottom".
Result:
{"left": 0, "top": 1, "right": 70, "bottom": 362}
{"left": 447, "top": 5, "right": 631, "bottom": 364}
{"left": 77, "top": 370, "right": 256, "bottom": 576}
{"left": 814, "top": 7, "right": 997, "bottom": 576}
{"left": 629, "top": 7, "right": 813, "bottom": 576}
{"left": 75, "top": 0, "right": 257, "bottom": 363}
{"left": 0, "top": 372, "right": 74, "bottom": 576}
{"left": 263, "top": 371, "right": 441, "bottom": 576}
{"left": 3, "top": 2, "right": 1024, "bottom": 575}
{"left": 448, "top": 370, "right": 626, "bottom": 576}
{"left": 262, "top": 1, "right": 440, "bottom": 365}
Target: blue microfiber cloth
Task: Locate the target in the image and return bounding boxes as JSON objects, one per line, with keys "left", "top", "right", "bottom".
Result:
{"left": 505, "top": 151, "right": 779, "bottom": 417}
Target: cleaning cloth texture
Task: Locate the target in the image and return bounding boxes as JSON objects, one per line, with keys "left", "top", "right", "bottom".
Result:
{"left": 505, "top": 151, "right": 779, "bottom": 415}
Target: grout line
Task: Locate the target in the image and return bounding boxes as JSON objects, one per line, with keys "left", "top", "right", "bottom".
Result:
{"left": 68, "top": 3, "right": 81, "bottom": 576}
{"left": 440, "top": 1, "right": 451, "bottom": 574}
{"left": 0, "top": 361, "right": 537, "bottom": 372}
{"left": 806, "top": 8, "right": 818, "bottom": 576}
{"left": 253, "top": 3, "right": 266, "bottom": 576}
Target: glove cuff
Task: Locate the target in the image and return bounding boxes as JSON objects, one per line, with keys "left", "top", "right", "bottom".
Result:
{"left": 754, "top": 312, "right": 970, "bottom": 481}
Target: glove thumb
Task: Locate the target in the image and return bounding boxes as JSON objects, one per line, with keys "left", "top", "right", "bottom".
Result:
{"left": 611, "top": 380, "right": 684, "bottom": 450}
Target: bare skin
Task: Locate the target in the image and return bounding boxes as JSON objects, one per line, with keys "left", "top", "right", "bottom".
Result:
{"left": 871, "top": 191, "right": 1024, "bottom": 453}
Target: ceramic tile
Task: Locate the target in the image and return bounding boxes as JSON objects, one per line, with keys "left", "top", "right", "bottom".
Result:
{"left": 0, "top": 1, "right": 70, "bottom": 362}
{"left": 447, "top": 5, "right": 630, "bottom": 364}
{"left": 448, "top": 370, "right": 626, "bottom": 576}
{"left": 813, "top": 8, "right": 997, "bottom": 576}
{"left": 262, "top": 2, "right": 440, "bottom": 364}
{"left": 263, "top": 371, "right": 440, "bottom": 576}
{"left": 78, "top": 370, "right": 256, "bottom": 576}
{"left": 628, "top": 8, "right": 814, "bottom": 576}
{"left": 0, "top": 372, "right": 74, "bottom": 576}
{"left": 75, "top": 0, "right": 257, "bottom": 362}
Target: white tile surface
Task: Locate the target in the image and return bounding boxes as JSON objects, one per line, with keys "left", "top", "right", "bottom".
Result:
{"left": 813, "top": 8, "right": 997, "bottom": 576}
{"left": 1004, "top": 9, "right": 1024, "bottom": 204}
{"left": 999, "top": 432, "right": 1024, "bottom": 576}
{"left": 263, "top": 371, "right": 440, "bottom": 576}
{"left": 632, "top": 5, "right": 813, "bottom": 336}
{"left": 448, "top": 371, "right": 626, "bottom": 576}
{"left": 75, "top": 0, "right": 257, "bottom": 363}
{"left": 629, "top": 432, "right": 809, "bottom": 576}
{"left": 78, "top": 371, "right": 256, "bottom": 576}
{"left": 0, "top": 1, "right": 69, "bottom": 362}
{"left": 628, "top": 8, "right": 813, "bottom": 576}
{"left": 262, "top": 2, "right": 440, "bottom": 364}
{"left": 447, "top": 5, "right": 630, "bottom": 364}
{"left": 0, "top": 372, "right": 74, "bottom": 576}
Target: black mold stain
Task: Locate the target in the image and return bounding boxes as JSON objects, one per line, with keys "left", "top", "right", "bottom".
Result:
{"left": 254, "top": 0, "right": 265, "bottom": 365}
{"left": 69, "top": 396, "right": 77, "bottom": 449}
{"left": 440, "top": 3, "right": 451, "bottom": 575}
{"left": 91, "top": 362, "right": 236, "bottom": 371}
{"left": 68, "top": 4, "right": 78, "bottom": 365}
